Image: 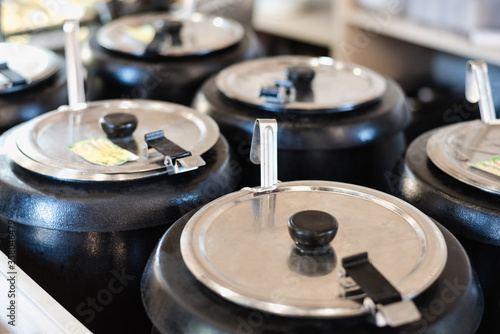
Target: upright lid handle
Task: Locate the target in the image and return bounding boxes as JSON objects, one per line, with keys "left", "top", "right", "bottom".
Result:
{"left": 466, "top": 60, "right": 497, "bottom": 124}
{"left": 0, "top": 0, "right": 4, "bottom": 43}
{"left": 181, "top": 0, "right": 196, "bottom": 19}
{"left": 0, "top": 0, "right": 5, "bottom": 43}
{"left": 250, "top": 119, "right": 278, "bottom": 189}
{"left": 63, "top": 19, "right": 86, "bottom": 108}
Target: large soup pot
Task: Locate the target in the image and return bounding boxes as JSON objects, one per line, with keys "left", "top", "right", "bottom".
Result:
{"left": 193, "top": 56, "right": 411, "bottom": 191}
{"left": 141, "top": 119, "right": 483, "bottom": 334}
{"left": 0, "top": 98, "right": 240, "bottom": 333}
{"left": 83, "top": 11, "right": 262, "bottom": 105}
{"left": 0, "top": 43, "right": 68, "bottom": 132}
{"left": 392, "top": 61, "right": 500, "bottom": 333}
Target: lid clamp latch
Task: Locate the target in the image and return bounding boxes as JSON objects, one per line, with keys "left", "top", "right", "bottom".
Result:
{"left": 143, "top": 20, "right": 183, "bottom": 57}
{"left": 0, "top": 62, "right": 28, "bottom": 88}
{"left": 259, "top": 66, "right": 316, "bottom": 105}
{"left": 341, "top": 252, "right": 421, "bottom": 328}
{"left": 145, "top": 130, "right": 205, "bottom": 175}
{"left": 260, "top": 80, "right": 296, "bottom": 105}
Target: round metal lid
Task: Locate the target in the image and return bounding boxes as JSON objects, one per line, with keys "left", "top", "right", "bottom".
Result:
{"left": 180, "top": 180, "right": 447, "bottom": 317}
{"left": 0, "top": 43, "right": 60, "bottom": 94}
{"left": 96, "top": 12, "right": 244, "bottom": 57}
{"left": 427, "top": 120, "right": 500, "bottom": 195}
{"left": 215, "top": 56, "right": 387, "bottom": 113}
{"left": 8, "top": 99, "right": 219, "bottom": 181}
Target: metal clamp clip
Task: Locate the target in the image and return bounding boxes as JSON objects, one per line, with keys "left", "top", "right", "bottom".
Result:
{"left": 0, "top": 63, "right": 28, "bottom": 88}
{"left": 145, "top": 130, "right": 205, "bottom": 175}
{"left": 250, "top": 119, "right": 278, "bottom": 189}
{"left": 259, "top": 66, "right": 315, "bottom": 105}
{"left": 341, "top": 252, "right": 421, "bottom": 327}
{"left": 260, "top": 80, "right": 297, "bottom": 105}
{"left": 143, "top": 20, "right": 183, "bottom": 57}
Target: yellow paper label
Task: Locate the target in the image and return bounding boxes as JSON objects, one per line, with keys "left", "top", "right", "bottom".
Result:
{"left": 126, "top": 24, "right": 155, "bottom": 44}
{"left": 472, "top": 156, "right": 500, "bottom": 177}
{"left": 69, "top": 137, "right": 139, "bottom": 166}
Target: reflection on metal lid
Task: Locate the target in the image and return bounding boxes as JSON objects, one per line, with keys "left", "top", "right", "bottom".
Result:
{"left": 0, "top": 43, "right": 60, "bottom": 94}
{"left": 427, "top": 120, "right": 500, "bottom": 194}
{"left": 215, "top": 56, "right": 387, "bottom": 113}
{"left": 8, "top": 99, "right": 219, "bottom": 181}
{"left": 96, "top": 12, "right": 244, "bottom": 57}
{"left": 180, "top": 180, "right": 447, "bottom": 318}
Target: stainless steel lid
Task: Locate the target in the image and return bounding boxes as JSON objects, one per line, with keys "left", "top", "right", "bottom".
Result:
{"left": 96, "top": 12, "right": 244, "bottom": 57}
{"left": 427, "top": 60, "right": 500, "bottom": 194}
{"left": 180, "top": 120, "right": 446, "bottom": 321}
{"left": 215, "top": 56, "right": 387, "bottom": 113}
{"left": 180, "top": 181, "right": 447, "bottom": 318}
{"left": 0, "top": 43, "right": 60, "bottom": 94}
{"left": 427, "top": 120, "right": 500, "bottom": 194}
{"left": 7, "top": 99, "right": 219, "bottom": 181}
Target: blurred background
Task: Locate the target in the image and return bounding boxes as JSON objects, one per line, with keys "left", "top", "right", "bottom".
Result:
{"left": 2, "top": 0, "right": 500, "bottom": 140}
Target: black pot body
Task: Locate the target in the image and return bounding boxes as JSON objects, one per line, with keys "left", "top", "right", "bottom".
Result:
{"left": 84, "top": 29, "right": 263, "bottom": 106}
{"left": 0, "top": 56, "right": 68, "bottom": 133}
{"left": 194, "top": 77, "right": 410, "bottom": 192}
{"left": 0, "top": 131, "right": 240, "bottom": 334}
{"left": 141, "top": 210, "right": 483, "bottom": 334}
{"left": 392, "top": 130, "right": 500, "bottom": 333}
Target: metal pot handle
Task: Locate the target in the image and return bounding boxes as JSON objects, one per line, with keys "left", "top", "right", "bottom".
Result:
{"left": 63, "top": 19, "right": 87, "bottom": 144}
{"left": 63, "top": 19, "right": 86, "bottom": 108}
{"left": 250, "top": 119, "right": 278, "bottom": 189}
{"left": 466, "top": 60, "right": 497, "bottom": 124}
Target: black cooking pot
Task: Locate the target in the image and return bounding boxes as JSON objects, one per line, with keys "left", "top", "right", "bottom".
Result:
{"left": 101, "top": 0, "right": 173, "bottom": 20}
{"left": 84, "top": 12, "right": 262, "bottom": 106}
{"left": 0, "top": 43, "right": 68, "bottom": 133}
{"left": 193, "top": 56, "right": 411, "bottom": 192}
{"left": 0, "top": 98, "right": 240, "bottom": 333}
{"left": 391, "top": 61, "right": 500, "bottom": 333}
{"left": 141, "top": 119, "right": 483, "bottom": 334}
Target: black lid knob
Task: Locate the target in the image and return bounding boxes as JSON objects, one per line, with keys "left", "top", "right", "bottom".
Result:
{"left": 287, "top": 66, "right": 315, "bottom": 91}
{"left": 100, "top": 113, "right": 138, "bottom": 139}
{"left": 288, "top": 210, "right": 338, "bottom": 252}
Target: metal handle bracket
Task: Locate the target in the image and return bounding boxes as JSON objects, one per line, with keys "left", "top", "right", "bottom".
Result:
{"left": 466, "top": 60, "right": 497, "bottom": 124}
{"left": 250, "top": 119, "right": 278, "bottom": 189}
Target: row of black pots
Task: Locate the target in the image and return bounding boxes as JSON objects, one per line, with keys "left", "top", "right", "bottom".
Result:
{"left": 0, "top": 8, "right": 494, "bottom": 334}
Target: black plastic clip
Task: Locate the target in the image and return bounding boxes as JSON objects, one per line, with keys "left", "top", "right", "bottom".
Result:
{"left": 145, "top": 130, "right": 205, "bottom": 175}
{"left": 260, "top": 79, "right": 296, "bottom": 105}
{"left": 341, "top": 252, "right": 421, "bottom": 327}
{"left": 143, "top": 20, "right": 183, "bottom": 57}
{"left": 0, "top": 62, "right": 27, "bottom": 87}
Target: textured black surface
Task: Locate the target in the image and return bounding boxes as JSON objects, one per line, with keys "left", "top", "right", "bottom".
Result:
{"left": 394, "top": 131, "right": 500, "bottom": 244}
{"left": 84, "top": 28, "right": 263, "bottom": 106}
{"left": 0, "top": 55, "right": 68, "bottom": 133}
{"left": 0, "top": 131, "right": 240, "bottom": 232}
{"left": 194, "top": 76, "right": 410, "bottom": 192}
{"left": 0, "top": 132, "right": 240, "bottom": 334}
{"left": 142, "top": 210, "right": 483, "bottom": 334}
{"left": 392, "top": 130, "right": 500, "bottom": 333}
